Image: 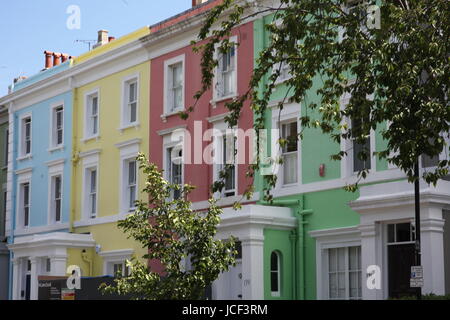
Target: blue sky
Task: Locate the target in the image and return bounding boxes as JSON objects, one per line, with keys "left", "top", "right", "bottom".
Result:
{"left": 0, "top": 0, "right": 193, "bottom": 96}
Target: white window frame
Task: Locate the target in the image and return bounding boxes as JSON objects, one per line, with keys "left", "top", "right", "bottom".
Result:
{"left": 280, "top": 120, "right": 299, "bottom": 186}
{"left": 121, "top": 74, "right": 140, "bottom": 130}
{"left": 116, "top": 139, "right": 140, "bottom": 214}
{"left": 339, "top": 0, "right": 370, "bottom": 41}
{"left": 163, "top": 55, "right": 185, "bottom": 116}
{"left": 16, "top": 169, "right": 32, "bottom": 230}
{"left": 270, "top": 251, "right": 281, "bottom": 297}
{"left": 310, "top": 226, "right": 362, "bottom": 300}
{"left": 99, "top": 249, "right": 133, "bottom": 276}
{"left": 47, "top": 159, "right": 64, "bottom": 225}
{"left": 83, "top": 89, "right": 100, "bottom": 141}
{"left": 49, "top": 101, "right": 64, "bottom": 151}
{"left": 18, "top": 113, "right": 32, "bottom": 159}
{"left": 165, "top": 145, "right": 184, "bottom": 200}
{"left": 340, "top": 92, "right": 376, "bottom": 178}
{"left": 211, "top": 122, "right": 238, "bottom": 198}
{"left": 271, "top": 103, "right": 301, "bottom": 189}
{"left": 213, "top": 36, "right": 238, "bottom": 103}
{"left": 80, "top": 151, "right": 100, "bottom": 220}
{"left": 272, "top": 19, "right": 292, "bottom": 84}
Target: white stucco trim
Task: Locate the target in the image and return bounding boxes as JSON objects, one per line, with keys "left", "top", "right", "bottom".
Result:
{"left": 350, "top": 179, "right": 450, "bottom": 299}
{"left": 213, "top": 204, "right": 296, "bottom": 300}
{"left": 309, "top": 226, "right": 361, "bottom": 300}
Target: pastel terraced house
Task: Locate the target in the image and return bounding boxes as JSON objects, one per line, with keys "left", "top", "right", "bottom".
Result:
{"left": 251, "top": 8, "right": 450, "bottom": 300}
{"left": 70, "top": 27, "right": 150, "bottom": 278}
{"left": 0, "top": 26, "right": 151, "bottom": 300}
{"left": 0, "top": 55, "right": 84, "bottom": 300}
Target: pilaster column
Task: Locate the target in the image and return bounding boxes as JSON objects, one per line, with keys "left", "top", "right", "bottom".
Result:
{"left": 241, "top": 237, "right": 264, "bottom": 300}
{"left": 421, "top": 217, "right": 445, "bottom": 295}
{"left": 29, "top": 257, "right": 38, "bottom": 300}
{"left": 50, "top": 255, "right": 67, "bottom": 276}
{"left": 12, "top": 258, "right": 21, "bottom": 300}
{"left": 359, "top": 223, "right": 383, "bottom": 300}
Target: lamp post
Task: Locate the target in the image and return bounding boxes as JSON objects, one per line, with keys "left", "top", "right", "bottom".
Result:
{"left": 414, "top": 160, "right": 422, "bottom": 300}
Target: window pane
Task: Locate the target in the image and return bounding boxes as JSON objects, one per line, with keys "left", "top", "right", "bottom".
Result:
{"left": 388, "top": 223, "right": 395, "bottom": 243}
{"left": 328, "top": 248, "right": 337, "bottom": 272}
{"left": 91, "top": 194, "right": 96, "bottom": 216}
{"left": 338, "top": 272, "right": 346, "bottom": 299}
{"left": 55, "top": 199, "right": 61, "bottom": 222}
{"left": 90, "top": 170, "right": 96, "bottom": 192}
{"left": 329, "top": 273, "right": 337, "bottom": 299}
{"left": 128, "top": 161, "right": 136, "bottom": 184}
{"left": 173, "top": 87, "right": 182, "bottom": 109}
{"left": 130, "top": 102, "right": 137, "bottom": 123}
{"left": 353, "top": 138, "right": 371, "bottom": 171}
{"left": 349, "top": 247, "right": 359, "bottom": 271}
{"left": 271, "top": 272, "right": 278, "bottom": 292}
{"left": 396, "top": 223, "right": 411, "bottom": 242}
{"left": 92, "top": 97, "right": 98, "bottom": 115}
{"left": 337, "top": 248, "right": 345, "bottom": 271}
{"left": 283, "top": 152, "right": 298, "bottom": 185}
{"left": 129, "top": 186, "right": 136, "bottom": 209}
{"left": 422, "top": 154, "right": 439, "bottom": 168}
{"left": 172, "top": 64, "right": 182, "bottom": 87}
{"left": 281, "top": 122, "right": 298, "bottom": 153}
{"left": 270, "top": 252, "right": 278, "bottom": 272}
{"left": 349, "top": 271, "right": 359, "bottom": 299}
{"left": 129, "top": 82, "right": 137, "bottom": 103}
{"left": 24, "top": 184, "right": 29, "bottom": 204}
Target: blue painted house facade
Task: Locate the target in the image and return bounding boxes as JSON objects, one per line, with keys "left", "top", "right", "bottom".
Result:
{"left": 0, "top": 60, "right": 88, "bottom": 300}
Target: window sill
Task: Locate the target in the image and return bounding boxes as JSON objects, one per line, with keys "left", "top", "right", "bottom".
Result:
{"left": 210, "top": 94, "right": 237, "bottom": 108}
{"left": 47, "top": 145, "right": 64, "bottom": 153}
{"left": 281, "top": 182, "right": 299, "bottom": 189}
{"left": 161, "top": 110, "right": 183, "bottom": 123}
{"left": 274, "top": 76, "right": 292, "bottom": 86}
{"left": 81, "top": 135, "right": 100, "bottom": 143}
{"left": 118, "top": 123, "right": 140, "bottom": 132}
{"left": 17, "top": 154, "right": 32, "bottom": 162}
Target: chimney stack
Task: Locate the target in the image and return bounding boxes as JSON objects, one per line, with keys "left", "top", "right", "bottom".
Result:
{"left": 93, "top": 30, "right": 109, "bottom": 49}
{"left": 108, "top": 36, "right": 116, "bottom": 42}
{"left": 192, "top": 0, "right": 208, "bottom": 6}
{"left": 44, "top": 50, "right": 54, "bottom": 69}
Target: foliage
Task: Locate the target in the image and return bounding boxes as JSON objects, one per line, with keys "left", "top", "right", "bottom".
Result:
{"left": 101, "top": 153, "right": 237, "bottom": 300}
{"left": 191, "top": 0, "right": 449, "bottom": 199}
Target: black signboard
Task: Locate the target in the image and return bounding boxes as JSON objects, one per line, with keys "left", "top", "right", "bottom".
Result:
{"left": 38, "top": 276, "right": 130, "bottom": 300}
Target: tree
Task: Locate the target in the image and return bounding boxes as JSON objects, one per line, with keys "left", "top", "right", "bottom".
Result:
{"left": 190, "top": 0, "right": 449, "bottom": 199}
{"left": 101, "top": 153, "right": 237, "bottom": 300}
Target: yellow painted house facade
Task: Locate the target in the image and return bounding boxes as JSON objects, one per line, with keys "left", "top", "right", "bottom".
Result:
{"left": 67, "top": 27, "right": 150, "bottom": 277}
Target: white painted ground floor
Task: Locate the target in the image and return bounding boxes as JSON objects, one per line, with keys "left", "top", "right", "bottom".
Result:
{"left": 311, "top": 179, "right": 450, "bottom": 299}
{"left": 5, "top": 180, "right": 450, "bottom": 300}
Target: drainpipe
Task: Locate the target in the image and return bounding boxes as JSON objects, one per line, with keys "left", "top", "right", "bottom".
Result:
{"left": 81, "top": 249, "right": 92, "bottom": 276}
{"left": 262, "top": 197, "right": 313, "bottom": 300}
{"left": 296, "top": 195, "right": 313, "bottom": 300}
{"left": 289, "top": 230, "right": 297, "bottom": 299}
{"left": 69, "top": 85, "right": 78, "bottom": 233}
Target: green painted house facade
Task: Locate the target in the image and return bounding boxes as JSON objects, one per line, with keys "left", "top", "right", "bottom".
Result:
{"left": 253, "top": 14, "right": 450, "bottom": 300}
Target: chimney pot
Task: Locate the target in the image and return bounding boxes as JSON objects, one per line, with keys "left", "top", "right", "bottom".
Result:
{"left": 53, "top": 52, "right": 62, "bottom": 66}
{"left": 61, "top": 54, "right": 69, "bottom": 63}
{"left": 108, "top": 36, "right": 115, "bottom": 42}
{"left": 44, "top": 50, "right": 54, "bottom": 69}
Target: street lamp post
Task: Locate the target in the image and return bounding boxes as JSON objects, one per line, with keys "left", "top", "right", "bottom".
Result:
{"left": 414, "top": 160, "right": 422, "bottom": 300}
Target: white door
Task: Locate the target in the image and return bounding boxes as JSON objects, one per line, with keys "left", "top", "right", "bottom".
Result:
{"left": 229, "top": 259, "right": 242, "bottom": 300}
